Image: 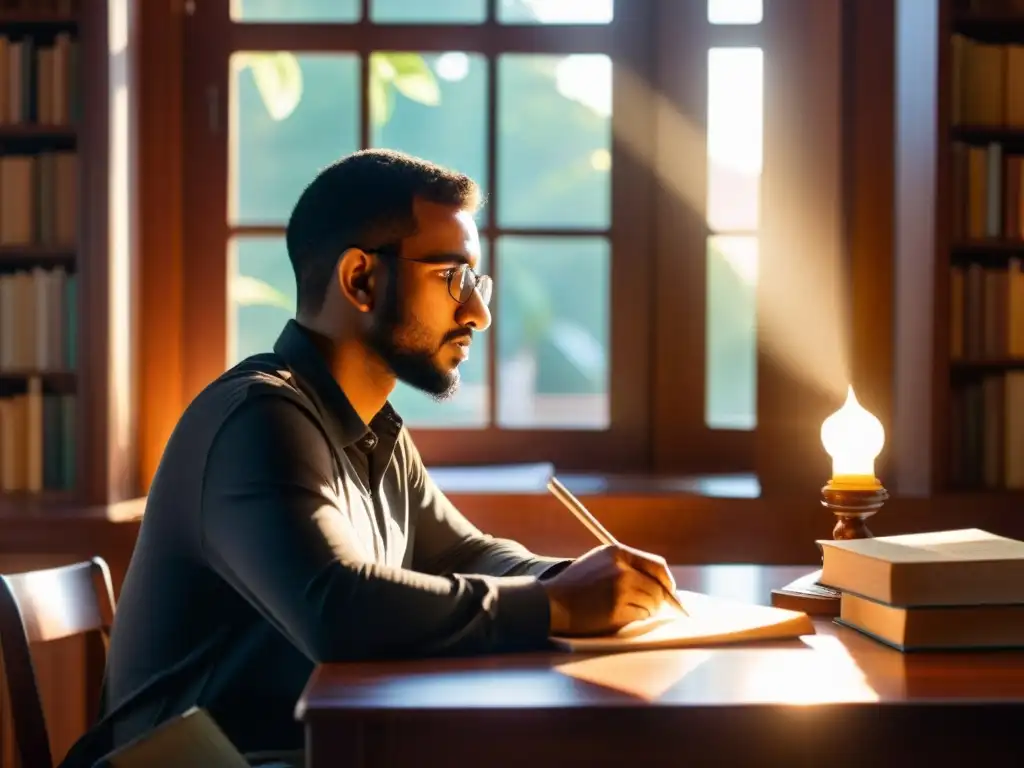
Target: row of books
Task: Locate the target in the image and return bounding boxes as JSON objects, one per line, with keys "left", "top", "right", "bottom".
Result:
{"left": 822, "top": 528, "right": 1024, "bottom": 651}
{"left": 950, "top": 36, "right": 1024, "bottom": 128}
{"left": 950, "top": 259, "right": 1024, "bottom": 361}
{"left": 0, "top": 32, "right": 78, "bottom": 126}
{"left": 0, "top": 377, "right": 74, "bottom": 493}
{"left": 0, "top": 2, "right": 77, "bottom": 495}
{"left": 0, "top": 266, "right": 76, "bottom": 372}
{"left": 951, "top": 142, "right": 1024, "bottom": 241}
{"left": 950, "top": 371, "right": 1024, "bottom": 490}
{"left": 0, "top": 151, "right": 77, "bottom": 246}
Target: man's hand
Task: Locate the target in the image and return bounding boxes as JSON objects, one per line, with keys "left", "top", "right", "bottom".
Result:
{"left": 541, "top": 544, "right": 678, "bottom": 636}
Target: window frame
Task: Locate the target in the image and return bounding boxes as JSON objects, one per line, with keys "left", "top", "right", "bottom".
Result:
{"left": 180, "top": 0, "right": 846, "bottom": 481}
{"left": 182, "top": 0, "right": 658, "bottom": 472}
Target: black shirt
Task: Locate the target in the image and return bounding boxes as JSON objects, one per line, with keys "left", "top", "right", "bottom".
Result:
{"left": 77, "top": 320, "right": 569, "bottom": 758}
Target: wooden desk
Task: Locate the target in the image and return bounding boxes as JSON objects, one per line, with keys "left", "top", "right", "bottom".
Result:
{"left": 297, "top": 565, "right": 1024, "bottom": 767}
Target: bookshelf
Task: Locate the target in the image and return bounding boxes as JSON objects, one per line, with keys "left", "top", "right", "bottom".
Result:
{"left": 0, "top": 0, "right": 79, "bottom": 504}
{"left": 942, "top": 0, "right": 1024, "bottom": 491}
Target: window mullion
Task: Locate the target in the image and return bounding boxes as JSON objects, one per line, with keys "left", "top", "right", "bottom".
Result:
{"left": 485, "top": 49, "right": 498, "bottom": 428}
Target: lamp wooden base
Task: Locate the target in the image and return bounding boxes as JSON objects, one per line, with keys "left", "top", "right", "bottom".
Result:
{"left": 769, "top": 484, "right": 889, "bottom": 617}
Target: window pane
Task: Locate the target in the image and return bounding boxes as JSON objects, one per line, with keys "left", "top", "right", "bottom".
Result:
{"left": 231, "top": 0, "right": 360, "bottom": 23}
{"left": 497, "top": 55, "right": 611, "bottom": 229}
{"left": 228, "top": 236, "right": 295, "bottom": 365}
{"left": 371, "top": 0, "right": 486, "bottom": 23}
{"left": 389, "top": 246, "right": 490, "bottom": 428}
{"left": 499, "top": 0, "right": 613, "bottom": 23}
{"left": 369, "top": 52, "right": 487, "bottom": 198}
{"left": 229, "top": 53, "right": 360, "bottom": 225}
{"left": 496, "top": 236, "right": 609, "bottom": 429}
{"left": 708, "top": 0, "right": 762, "bottom": 24}
{"left": 706, "top": 235, "right": 757, "bottom": 430}
{"left": 707, "top": 48, "right": 763, "bottom": 232}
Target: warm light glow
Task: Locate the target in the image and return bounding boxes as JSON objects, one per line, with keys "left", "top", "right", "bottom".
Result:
{"left": 820, "top": 386, "right": 884, "bottom": 487}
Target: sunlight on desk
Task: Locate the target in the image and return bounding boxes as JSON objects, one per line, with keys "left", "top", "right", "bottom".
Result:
{"left": 730, "top": 635, "right": 880, "bottom": 705}
{"left": 555, "top": 635, "right": 878, "bottom": 705}
{"left": 555, "top": 650, "right": 715, "bottom": 701}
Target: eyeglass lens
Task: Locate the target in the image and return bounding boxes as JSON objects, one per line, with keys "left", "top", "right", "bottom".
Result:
{"left": 451, "top": 265, "right": 492, "bottom": 306}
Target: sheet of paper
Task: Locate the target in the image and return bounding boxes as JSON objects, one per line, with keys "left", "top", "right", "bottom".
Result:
{"left": 551, "top": 590, "right": 815, "bottom": 652}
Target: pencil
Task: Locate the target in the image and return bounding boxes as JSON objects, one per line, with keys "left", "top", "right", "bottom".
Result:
{"left": 546, "top": 476, "right": 688, "bottom": 616}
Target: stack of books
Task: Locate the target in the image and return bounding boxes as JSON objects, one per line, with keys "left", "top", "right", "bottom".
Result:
{"left": 819, "top": 528, "right": 1024, "bottom": 651}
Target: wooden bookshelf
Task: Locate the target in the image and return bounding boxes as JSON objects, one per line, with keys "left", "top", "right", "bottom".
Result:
{"left": 0, "top": 0, "right": 80, "bottom": 506}
{"left": 951, "top": 358, "right": 1024, "bottom": 373}
{"left": 0, "top": 11, "right": 76, "bottom": 28}
{"left": 0, "top": 123, "right": 74, "bottom": 139}
{"left": 952, "top": 238, "right": 1024, "bottom": 254}
{"left": 954, "top": 6, "right": 1024, "bottom": 40}
{"left": 0, "top": 244, "right": 74, "bottom": 267}
{"left": 952, "top": 126, "right": 1024, "bottom": 146}
{"left": 938, "top": 0, "right": 1024, "bottom": 492}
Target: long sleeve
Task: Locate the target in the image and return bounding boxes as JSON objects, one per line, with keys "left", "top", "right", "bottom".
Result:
{"left": 401, "top": 430, "right": 573, "bottom": 580}
{"left": 199, "top": 394, "right": 554, "bottom": 662}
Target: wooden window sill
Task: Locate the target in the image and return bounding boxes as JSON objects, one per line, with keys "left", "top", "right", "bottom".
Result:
{"left": 0, "top": 469, "right": 1023, "bottom": 565}
{"left": 426, "top": 464, "right": 761, "bottom": 498}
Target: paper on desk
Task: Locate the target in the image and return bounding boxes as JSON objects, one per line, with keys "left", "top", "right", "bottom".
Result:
{"left": 550, "top": 590, "right": 815, "bottom": 652}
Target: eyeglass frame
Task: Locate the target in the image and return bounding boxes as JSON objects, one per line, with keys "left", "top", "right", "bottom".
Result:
{"left": 350, "top": 243, "right": 493, "bottom": 307}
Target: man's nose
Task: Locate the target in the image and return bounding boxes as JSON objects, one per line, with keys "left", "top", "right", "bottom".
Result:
{"left": 456, "top": 289, "right": 491, "bottom": 331}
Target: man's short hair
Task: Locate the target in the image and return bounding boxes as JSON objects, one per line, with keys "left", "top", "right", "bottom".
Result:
{"left": 285, "top": 149, "right": 481, "bottom": 315}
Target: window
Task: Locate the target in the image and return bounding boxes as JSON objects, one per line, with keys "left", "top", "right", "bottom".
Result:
{"left": 705, "top": 4, "right": 763, "bottom": 433}
{"left": 180, "top": 0, "right": 838, "bottom": 476}
{"left": 705, "top": 46, "right": 763, "bottom": 431}
{"left": 223, "top": 47, "right": 615, "bottom": 433}
{"left": 648, "top": 0, "right": 764, "bottom": 472}
{"left": 183, "top": 0, "right": 653, "bottom": 471}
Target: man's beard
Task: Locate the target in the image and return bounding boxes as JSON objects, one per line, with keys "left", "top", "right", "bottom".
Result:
{"left": 365, "top": 277, "right": 468, "bottom": 400}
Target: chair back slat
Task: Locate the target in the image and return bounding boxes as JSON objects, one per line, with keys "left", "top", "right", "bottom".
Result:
{"left": 0, "top": 558, "right": 116, "bottom": 768}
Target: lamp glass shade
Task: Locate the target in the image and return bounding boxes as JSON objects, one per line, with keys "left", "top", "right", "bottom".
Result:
{"left": 820, "top": 385, "right": 885, "bottom": 480}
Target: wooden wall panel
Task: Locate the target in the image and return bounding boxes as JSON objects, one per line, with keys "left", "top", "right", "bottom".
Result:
{"left": 844, "top": 0, "right": 896, "bottom": 486}
{"left": 138, "top": 0, "right": 185, "bottom": 493}
{"left": 756, "top": 0, "right": 847, "bottom": 493}
{"left": 892, "top": 0, "right": 943, "bottom": 495}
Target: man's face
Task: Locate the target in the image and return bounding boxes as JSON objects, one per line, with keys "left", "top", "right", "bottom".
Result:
{"left": 365, "top": 199, "right": 491, "bottom": 399}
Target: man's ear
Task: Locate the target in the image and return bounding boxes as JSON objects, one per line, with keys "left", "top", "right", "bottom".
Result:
{"left": 336, "top": 248, "right": 376, "bottom": 312}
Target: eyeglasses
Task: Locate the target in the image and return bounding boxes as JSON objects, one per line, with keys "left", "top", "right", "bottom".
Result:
{"left": 362, "top": 245, "right": 493, "bottom": 307}
{"left": 442, "top": 262, "right": 493, "bottom": 306}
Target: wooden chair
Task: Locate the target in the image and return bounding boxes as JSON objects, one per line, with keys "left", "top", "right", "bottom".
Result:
{"left": 0, "top": 557, "right": 115, "bottom": 768}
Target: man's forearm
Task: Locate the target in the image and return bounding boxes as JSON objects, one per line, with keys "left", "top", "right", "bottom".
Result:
{"left": 423, "top": 533, "right": 571, "bottom": 580}
{"left": 306, "top": 563, "right": 554, "bottom": 659}
{"left": 206, "top": 518, "right": 557, "bottom": 661}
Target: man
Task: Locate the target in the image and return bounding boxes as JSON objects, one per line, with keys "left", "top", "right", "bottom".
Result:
{"left": 63, "top": 150, "right": 677, "bottom": 767}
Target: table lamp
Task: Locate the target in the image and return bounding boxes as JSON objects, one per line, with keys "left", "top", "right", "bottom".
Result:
{"left": 770, "top": 385, "right": 889, "bottom": 616}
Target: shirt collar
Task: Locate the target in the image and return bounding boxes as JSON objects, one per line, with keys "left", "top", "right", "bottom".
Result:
{"left": 272, "top": 319, "right": 404, "bottom": 452}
